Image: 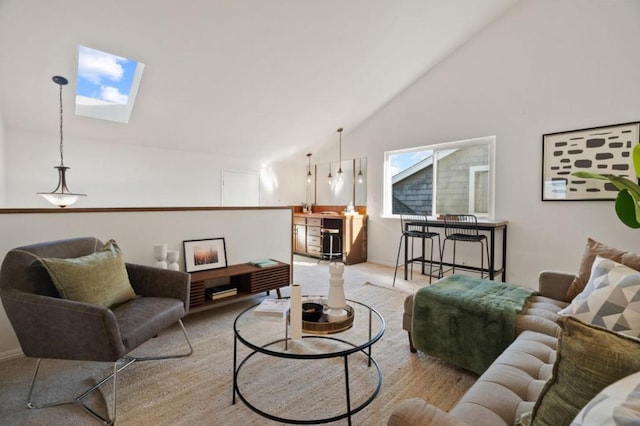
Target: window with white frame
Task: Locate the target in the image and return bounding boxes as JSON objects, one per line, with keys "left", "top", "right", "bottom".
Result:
{"left": 384, "top": 136, "right": 495, "bottom": 218}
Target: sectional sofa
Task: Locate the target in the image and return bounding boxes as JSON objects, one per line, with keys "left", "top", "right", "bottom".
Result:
{"left": 388, "top": 238, "right": 640, "bottom": 426}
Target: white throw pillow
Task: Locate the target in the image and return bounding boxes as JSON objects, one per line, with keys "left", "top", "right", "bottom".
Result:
{"left": 559, "top": 256, "right": 640, "bottom": 337}
{"left": 571, "top": 371, "right": 640, "bottom": 425}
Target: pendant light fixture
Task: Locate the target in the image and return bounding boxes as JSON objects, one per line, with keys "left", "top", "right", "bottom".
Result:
{"left": 306, "top": 153, "right": 313, "bottom": 183}
{"left": 37, "top": 76, "right": 86, "bottom": 208}
{"left": 327, "top": 161, "right": 333, "bottom": 184}
{"left": 336, "top": 128, "right": 344, "bottom": 182}
{"left": 357, "top": 157, "right": 364, "bottom": 184}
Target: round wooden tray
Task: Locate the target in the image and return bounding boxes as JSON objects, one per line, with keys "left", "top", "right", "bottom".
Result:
{"left": 302, "top": 304, "right": 354, "bottom": 335}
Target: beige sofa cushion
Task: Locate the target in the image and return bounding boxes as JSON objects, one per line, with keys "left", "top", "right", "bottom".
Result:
{"left": 516, "top": 295, "right": 568, "bottom": 337}
{"left": 387, "top": 398, "right": 468, "bottom": 426}
{"left": 450, "top": 331, "right": 558, "bottom": 426}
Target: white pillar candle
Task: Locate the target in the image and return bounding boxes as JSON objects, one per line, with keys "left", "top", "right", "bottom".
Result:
{"left": 290, "top": 284, "right": 303, "bottom": 339}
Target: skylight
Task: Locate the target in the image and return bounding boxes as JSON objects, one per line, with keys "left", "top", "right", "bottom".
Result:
{"left": 75, "top": 45, "right": 145, "bottom": 123}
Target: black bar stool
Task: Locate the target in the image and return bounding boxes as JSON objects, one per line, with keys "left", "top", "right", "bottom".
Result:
{"left": 319, "top": 228, "right": 342, "bottom": 263}
{"left": 441, "top": 214, "right": 491, "bottom": 279}
{"left": 393, "top": 214, "right": 442, "bottom": 286}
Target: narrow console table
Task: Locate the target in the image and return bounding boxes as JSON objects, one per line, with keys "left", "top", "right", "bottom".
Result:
{"left": 402, "top": 219, "right": 507, "bottom": 282}
{"left": 188, "top": 261, "right": 290, "bottom": 312}
{"left": 434, "top": 218, "right": 507, "bottom": 281}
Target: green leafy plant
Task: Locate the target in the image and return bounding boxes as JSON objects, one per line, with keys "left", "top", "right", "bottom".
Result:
{"left": 573, "top": 144, "right": 640, "bottom": 228}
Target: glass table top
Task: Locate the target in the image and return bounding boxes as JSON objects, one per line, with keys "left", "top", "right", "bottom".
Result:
{"left": 233, "top": 297, "right": 385, "bottom": 359}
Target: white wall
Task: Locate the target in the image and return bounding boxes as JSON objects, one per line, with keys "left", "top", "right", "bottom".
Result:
{"left": 0, "top": 207, "right": 292, "bottom": 358}
{"left": 4, "top": 129, "right": 304, "bottom": 208}
{"left": 329, "top": 0, "right": 640, "bottom": 287}
{"left": 3, "top": 0, "right": 639, "bottom": 293}
{"left": 0, "top": 109, "right": 6, "bottom": 205}
{"left": 260, "top": 161, "right": 306, "bottom": 207}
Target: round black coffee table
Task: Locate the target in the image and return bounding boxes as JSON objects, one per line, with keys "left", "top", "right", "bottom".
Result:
{"left": 232, "top": 297, "right": 385, "bottom": 425}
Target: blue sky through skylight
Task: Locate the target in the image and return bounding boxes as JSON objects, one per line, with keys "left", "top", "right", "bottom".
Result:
{"left": 76, "top": 45, "right": 137, "bottom": 105}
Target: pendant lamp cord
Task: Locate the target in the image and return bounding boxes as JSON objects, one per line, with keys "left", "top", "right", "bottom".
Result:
{"left": 337, "top": 127, "right": 343, "bottom": 174}
{"left": 338, "top": 128, "right": 342, "bottom": 166}
{"left": 58, "top": 81, "right": 64, "bottom": 167}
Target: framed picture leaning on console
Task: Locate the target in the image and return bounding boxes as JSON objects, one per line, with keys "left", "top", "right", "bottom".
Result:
{"left": 183, "top": 237, "right": 228, "bottom": 272}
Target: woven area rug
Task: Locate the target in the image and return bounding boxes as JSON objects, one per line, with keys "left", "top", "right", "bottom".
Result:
{"left": 363, "top": 279, "right": 426, "bottom": 295}
{"left": 0, "top": 283, "right": 476, "bottom": 425}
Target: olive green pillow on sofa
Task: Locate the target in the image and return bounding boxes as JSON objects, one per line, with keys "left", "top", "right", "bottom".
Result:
{"left": 37, "top": 239, "right": 137, "bottom": 308}
{"left": 531, "top": 316, "right": 640, "bottom": 425}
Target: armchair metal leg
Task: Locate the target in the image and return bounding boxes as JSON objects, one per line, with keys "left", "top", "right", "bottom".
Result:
{"left": 126, "top": 319, "right": 194, "bottom": 362}
{"left": 27, "top": 358, "right": 124, "bottom": 425}
{"left": 25, "top": 319, "right": 193, "bottom": 424}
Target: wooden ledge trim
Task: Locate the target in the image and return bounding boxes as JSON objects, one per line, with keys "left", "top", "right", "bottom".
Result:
{"left": 0, "top": 206, "right": 295, "bottom": 214}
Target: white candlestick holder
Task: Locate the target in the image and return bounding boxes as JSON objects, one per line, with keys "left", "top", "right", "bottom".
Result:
{"left": 327, "top": 263, "right": 347, "bottom": 322}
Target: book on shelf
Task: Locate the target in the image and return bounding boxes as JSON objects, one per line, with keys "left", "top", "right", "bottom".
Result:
{"left": 254, "top": 298, "right": 290, "bottom": 317}
{"left": 249, "top": 259, "right": 279, "bottom": 268}
{"left": 205, "top": 284, "right": 237, "bottom": 301}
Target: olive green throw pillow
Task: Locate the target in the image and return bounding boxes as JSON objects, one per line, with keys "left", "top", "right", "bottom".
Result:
{"left": 38, "top": 239, "right": 136, "bottom": 308}
{"left": 531, "top": 316, "right": 640, "bottom": 426}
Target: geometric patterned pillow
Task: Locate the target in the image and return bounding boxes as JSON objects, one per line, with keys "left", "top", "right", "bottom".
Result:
{"left": 571, "top": 371, "right": 640, "bottom": 425}
{"left": 559, "top": 256, "right": 640, "bottom": 337}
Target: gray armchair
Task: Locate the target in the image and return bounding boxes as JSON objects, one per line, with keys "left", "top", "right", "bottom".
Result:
{"left": 0, "top": 237, "right": 193, "bottom": 424}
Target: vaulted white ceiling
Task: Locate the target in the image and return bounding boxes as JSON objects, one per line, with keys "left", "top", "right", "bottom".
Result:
{"left": 0, "top": 0, "right": 518, "bottom": 163}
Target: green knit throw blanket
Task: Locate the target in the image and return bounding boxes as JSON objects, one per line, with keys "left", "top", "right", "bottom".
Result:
{"left": 412, "top": 275, "right": 536, "bottom": 375}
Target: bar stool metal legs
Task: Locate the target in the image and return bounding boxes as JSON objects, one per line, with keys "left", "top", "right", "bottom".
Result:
{"left": 319, "top": 228, "right": 342, "bottom": 263}
{"left": 393, "top": 214, "right": 442, "bottom": 286}
{"left": 441, "top": 214, "right": 491, "bottom": 279}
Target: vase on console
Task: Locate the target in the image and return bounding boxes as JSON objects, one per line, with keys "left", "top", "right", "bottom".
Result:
{"left": 153, "top": 243, "right": 168, "bottom": 269}
{"left": 167, "top": 250, "right": 180, "bottom": 271}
